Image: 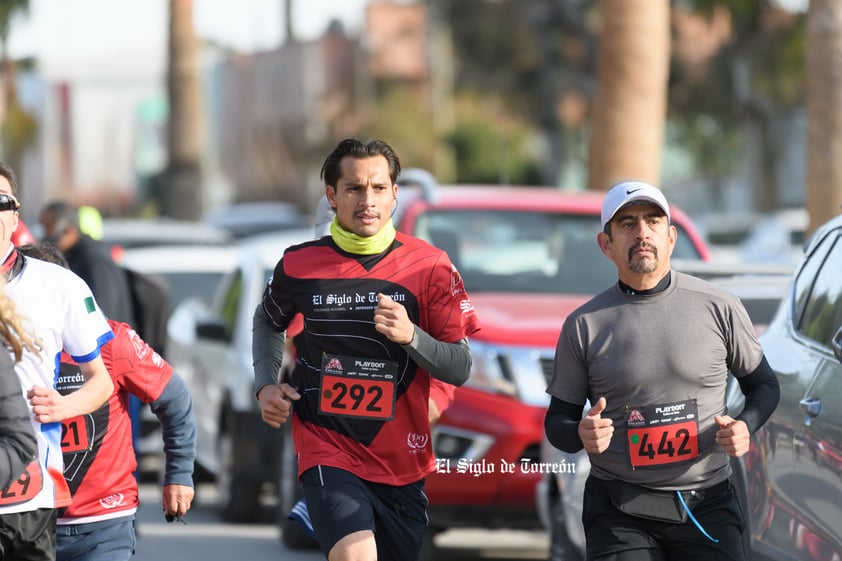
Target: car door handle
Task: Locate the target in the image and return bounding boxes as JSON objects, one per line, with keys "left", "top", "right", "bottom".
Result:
{"left": 799, "top": 397, "right": 822, "bottom": 426}
{"left": 833, "top": 326, "right": 842, "bottom": 364}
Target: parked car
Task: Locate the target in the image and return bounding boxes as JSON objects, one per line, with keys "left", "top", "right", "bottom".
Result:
{"left": 121, "top": 244, "right": 239, "bottom": 311}
{"left": 388, "top": 171, "right": 711, "bottom": 556}
{"left": 537, "top": 261, "right": 795, "bottom": 561}
{"left": 102, "top": 217, "right": 232, "bottom": 262}
{"left": 163, "top": 229, "right": 313, "bottom": 522}
{"left": 202, "top": 202, "right": 309, "bottom": 238}
{"left": 744, "top": 212, "right": 842, "bottom": 561}
{"left": 701, "top": 208, "right": 807, "bottom": 266}
{"left": 120, "top": 243, "right": 240, "bottom": 463}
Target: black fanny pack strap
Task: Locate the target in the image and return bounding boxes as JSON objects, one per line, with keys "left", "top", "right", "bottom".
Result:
{"left": 603, "top": 479, "right": 688, "bottom": 524}
{"left": 602, "top": 477, "right": 728, "bottom": 538}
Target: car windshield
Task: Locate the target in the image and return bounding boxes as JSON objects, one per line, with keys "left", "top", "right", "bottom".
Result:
{"left": 414, "top": 209, "right": 702, "bottom": 294}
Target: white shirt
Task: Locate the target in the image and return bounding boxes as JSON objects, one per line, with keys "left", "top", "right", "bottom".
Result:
{"left": 0, "top": 252, "right": 113, "bottom": 513}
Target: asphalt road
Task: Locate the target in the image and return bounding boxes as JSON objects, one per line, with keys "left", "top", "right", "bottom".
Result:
{"left": 131, "top": 482, "right": 550, "bottom": 561}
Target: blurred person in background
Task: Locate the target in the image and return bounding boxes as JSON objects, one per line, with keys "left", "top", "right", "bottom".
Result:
{"left": 0, "top": 277, "right": 38, "bottom": 490}
{"left": 18, "top": 243, "right": 196, "bottom": 561}
{"left": 39, "top": 201, "right": 148, "bottom": 476}
{"left": 0, "top": 161, "right": 114, "bottom": 561}
{"left": 38, "top": 200, "right": 134, "bottom": 326}
{"left": 253, "top": 138, "right": 480, "bottom": 561}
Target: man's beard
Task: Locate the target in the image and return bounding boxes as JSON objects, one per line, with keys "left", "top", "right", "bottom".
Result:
{"left": 628, "top": 244, "right": 658, "bottom": 273}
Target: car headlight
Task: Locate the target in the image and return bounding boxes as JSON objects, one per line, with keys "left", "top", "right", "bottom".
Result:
{"left": 466, "top": 339, "right": 517, "bottom": 396}
{"left": 467, "top": 339, "right": 551, "bottom": 407}
{"left": 432, "top": 425, "right": 494, "bottom": 461}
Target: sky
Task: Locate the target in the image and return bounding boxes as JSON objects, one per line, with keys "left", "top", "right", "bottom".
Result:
{"left": 7, "top": 0, "right": 371, "bottom": 78}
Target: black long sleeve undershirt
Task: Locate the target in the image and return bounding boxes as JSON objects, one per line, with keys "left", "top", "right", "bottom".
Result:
{"left": 734, "top": 355, "right": 780, "bottom": 434}
{"left": 544, "top": 398, "right": 585, "bottom": 454}
{"left": 544, "top": 355, "right": 780, "bottom": 454}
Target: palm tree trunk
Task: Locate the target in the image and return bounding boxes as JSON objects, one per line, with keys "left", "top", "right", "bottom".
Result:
{"left": 805, "top": 0, "right": 842, "bottom": 237}
{"left": 587, "top": 0, "right": 670, "bottom": 191}
{"left": 163, "top": 0, "right": 202, "bottom": 220}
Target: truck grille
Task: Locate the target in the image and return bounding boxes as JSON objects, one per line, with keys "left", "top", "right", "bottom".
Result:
{"left": 540, "top": 357, "right": 554, "bottom": 385}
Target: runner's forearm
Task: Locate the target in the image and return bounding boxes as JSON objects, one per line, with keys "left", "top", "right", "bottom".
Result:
{"left": 402, "top": 328, "right": 471, "bottom": 386}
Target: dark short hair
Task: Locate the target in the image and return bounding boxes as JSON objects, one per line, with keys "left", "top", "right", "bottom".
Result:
{"left": 17, "top": 242, "right": 70, "bottom": 268}
{"left": 0, "top": 161, "right": 19, "bottom": 196}
{"left": 320, "top": 138, "right": 401, "bottom": 188}
{"left": 41, "top": 200, "right": 80, "bottom": 231}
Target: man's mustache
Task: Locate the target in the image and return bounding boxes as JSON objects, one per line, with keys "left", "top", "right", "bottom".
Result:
{"left": 628, "top": 243, "right": 658, "bottom": 260}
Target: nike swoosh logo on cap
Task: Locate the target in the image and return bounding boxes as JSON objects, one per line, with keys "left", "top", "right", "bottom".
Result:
{"left": 626, "top": 188, "right": 643, "bottom": 195}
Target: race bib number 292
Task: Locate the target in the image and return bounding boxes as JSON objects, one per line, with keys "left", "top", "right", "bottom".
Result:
{"left": 319, "top": 354, "right": 398, "bottom": 420}
{"left": 625, "top": 399, "right": 699, "bottom": 468}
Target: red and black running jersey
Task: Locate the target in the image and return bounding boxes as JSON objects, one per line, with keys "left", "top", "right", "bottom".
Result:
{"left": 262, "top": 232, "right": 481, "bottom": 486}
{"left": 56, "top": 320, "right": 172, "bottom": 522}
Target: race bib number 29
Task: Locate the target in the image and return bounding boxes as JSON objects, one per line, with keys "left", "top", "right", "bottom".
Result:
{"left": 0, "top": 461, "right": 44, "bottom": 506}
{"left": 319, "top": 354, "right": 398, "bottom": 420}
{"left": 625, "top": 399, "right": 699, "bottom": 468}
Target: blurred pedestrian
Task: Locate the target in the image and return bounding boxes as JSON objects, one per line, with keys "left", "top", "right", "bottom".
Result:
{"left": 38, "top": 200, "right": 153, "bottom": 479}
{"left": 252, "top": 138, "right": 480, "bottom": 561}
{"left": 0, "top": 277, "right": 38, "bottom": 489}
{"left": 0, "top": 161, "right": 114, "bottom": 561}
{"left": 545, "top": 180, "right": 780, "bottom": 561}
{"left": 18, "top": 243, "right": 196, "bottom": 561}
{"left": 38, "top": 200, "right": 134, "bottom": 325}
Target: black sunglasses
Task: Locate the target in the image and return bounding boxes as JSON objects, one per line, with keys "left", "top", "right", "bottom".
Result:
{"left": 0, "top": 193, "right": 19, "bottom": 212}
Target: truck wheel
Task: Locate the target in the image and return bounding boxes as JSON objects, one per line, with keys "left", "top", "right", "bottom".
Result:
{"left": 281, "top": 515, "right": 317, "bottom": 549}
{"left": 218, "top": 408, "right": 262, "bottom": 522}
{"left": 419, "top": 527, "right": 439, "bottom": 561}
{"left": 277, "top": 423, "right": 318, "bottom": 549}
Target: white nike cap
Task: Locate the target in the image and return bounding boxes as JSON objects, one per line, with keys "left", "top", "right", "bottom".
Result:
{"left": 601, "top": 180, "right": 670, "bottom": 229}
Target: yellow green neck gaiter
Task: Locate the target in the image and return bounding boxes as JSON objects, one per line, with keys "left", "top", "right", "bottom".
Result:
{"left": 330, "top": 216, "right": 396, "bottom": 255}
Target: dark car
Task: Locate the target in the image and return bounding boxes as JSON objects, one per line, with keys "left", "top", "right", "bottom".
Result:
{"left": 745, "top": 213, "right": 842, "bottom": 561}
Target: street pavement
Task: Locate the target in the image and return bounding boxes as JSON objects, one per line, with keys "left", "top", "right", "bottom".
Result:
{"left": 132, "top": 482, "right": 549, "bottom": 561}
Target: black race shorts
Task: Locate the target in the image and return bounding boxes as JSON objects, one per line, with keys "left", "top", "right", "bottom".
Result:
{"left": 0, "top": 508, "right": 57, "bottom": 561}
{"left": 582, "top": 475, "right": 746, "bottom": 561}
{"left": 300, "top": 465, "right": 428, "bottom": 561}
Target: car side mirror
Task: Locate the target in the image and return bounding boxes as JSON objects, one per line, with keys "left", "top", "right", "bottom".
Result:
{"left": 196, "top": 319, "right": 231, "bottom": 343}
{"left": 833, "top": 325, "right": 842, "bottom": 364}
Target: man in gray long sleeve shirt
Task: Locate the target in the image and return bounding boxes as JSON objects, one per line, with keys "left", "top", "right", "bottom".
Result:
{"left": 545, "top": 181, "right": 779, "bottom": 561}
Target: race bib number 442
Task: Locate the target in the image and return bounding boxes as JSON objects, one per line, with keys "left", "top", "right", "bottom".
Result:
{"left": 625, "top": 399, "right": 699, "bottom": 469}
{"left": 319, "top": 354, "right": 398, "bottom": 420}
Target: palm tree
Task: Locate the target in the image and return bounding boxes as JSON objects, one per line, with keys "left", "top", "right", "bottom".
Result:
{"left": 0, "top": 0, "right": 35, "bottom": 178}
{"left": 805, "top": 0, "right": 842, "bottom": 237}
{"left": 587, "top": 0, "right": 670, "bottom": 191}
{"left": 163, "top": 0, "right": 202, "bottom": 220}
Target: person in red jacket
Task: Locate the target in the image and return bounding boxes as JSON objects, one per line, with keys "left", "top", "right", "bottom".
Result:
{"left": 17, "top": 243, "right": 196, "bottom": 561}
